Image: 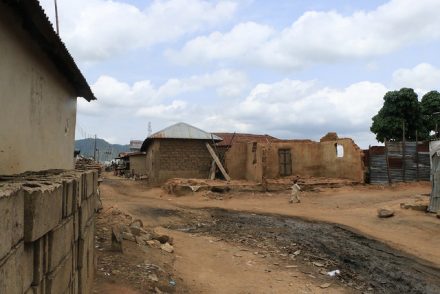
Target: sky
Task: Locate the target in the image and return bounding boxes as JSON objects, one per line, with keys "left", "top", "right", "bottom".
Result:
{"left": 39, "top": 0, "right": 440, "bottom": 148}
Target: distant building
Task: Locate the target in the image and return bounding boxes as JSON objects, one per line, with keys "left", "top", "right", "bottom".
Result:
{"left": 140, "top": 122, "right": 222, "bottom": 184}
{"left": 129, "top": 140, "right": 143, "bottom": 152}
{"left": 0, "top": 0, "right": 95, "bottom": 175}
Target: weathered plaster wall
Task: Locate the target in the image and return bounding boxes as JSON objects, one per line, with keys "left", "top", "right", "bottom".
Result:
{"left": 0, "top": 170, "right": 97, "bottom": 294}
{"left": 129, "top": 154, "right": 147, "bottom": 176}
{"left": 0, "top": 5, "right": 77, "bottom": 175}
{"left": 228, "top": 137, "right": 364, "bottom": 182}
{"left": 245, "top": 142, "right": 264, "bottom": 182}
{"left": 224, "top": 142, "right": 248, "bottom": 179}
{"left": 263, "top": 139, "right": 363, "bottom": 182}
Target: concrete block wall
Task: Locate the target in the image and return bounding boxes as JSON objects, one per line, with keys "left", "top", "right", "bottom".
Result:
{"left": 0, "top": 169, "right": 98, "bottom": 294}
{"left": 159, "top": 139, "right": 212, "bottom": 172}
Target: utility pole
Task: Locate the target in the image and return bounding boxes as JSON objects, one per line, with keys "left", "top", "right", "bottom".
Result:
{"left": 93, "top": 135, "right": 97, "bottom": 161}
{"left": 54, "top": 0, "right": 60, "bottom": 34}
{"left": 148, "top": 121, "right": 152, "bottom": 137}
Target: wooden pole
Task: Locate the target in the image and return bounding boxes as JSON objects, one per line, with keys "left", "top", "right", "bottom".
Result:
{"left": 54, "top": 0, "right": 60, "bottom": 34}
{"left": 206, "top": 143, "right": 231, "bottom": 181}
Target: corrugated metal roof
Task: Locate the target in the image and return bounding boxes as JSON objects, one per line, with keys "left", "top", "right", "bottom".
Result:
{"left": 213, "top": 133, "right": 279, "bottom": 147}
{"left": 149, "top": 122, "right": 222, "bottom": 141}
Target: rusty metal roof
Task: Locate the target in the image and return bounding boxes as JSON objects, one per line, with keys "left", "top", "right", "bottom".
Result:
{"left": 213, "top": 132, "right": 279, "bottom": 147}
{"left": 2, "top": 0, "right": 96, "bottom": 101}
{"left": 149, "top": 122, "right": 222, "bottom": 141}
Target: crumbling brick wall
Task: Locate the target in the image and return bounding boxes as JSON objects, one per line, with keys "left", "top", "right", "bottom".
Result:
{"left": 0, "top": 169, "right": 98, "bottom": 294}
{"left": 155, "top": 139, "right": 212, "bottom": 183}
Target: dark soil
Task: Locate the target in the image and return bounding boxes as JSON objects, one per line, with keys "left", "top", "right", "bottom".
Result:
{"left": 171, "top": 208, "right": 440, "bottom": 294}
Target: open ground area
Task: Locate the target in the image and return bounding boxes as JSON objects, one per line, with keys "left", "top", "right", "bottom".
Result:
{"left": 93, "top": 173, "right": 440, "bottom": 294}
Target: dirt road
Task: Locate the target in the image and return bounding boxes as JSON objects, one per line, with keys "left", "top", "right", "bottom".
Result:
{"left": 94, "top": 175, "right": 440, "bottom": 293}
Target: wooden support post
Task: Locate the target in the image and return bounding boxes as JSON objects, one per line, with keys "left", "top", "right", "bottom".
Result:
{"left": 206, "top": 143, "right": 231, "bottom": 181}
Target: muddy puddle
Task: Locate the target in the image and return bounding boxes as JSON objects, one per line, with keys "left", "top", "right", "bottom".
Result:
{"left": 167, "top": 208, "right": 440, "bottom": 294}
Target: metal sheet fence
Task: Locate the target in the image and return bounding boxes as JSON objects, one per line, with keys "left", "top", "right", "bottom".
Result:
{"left": 369, "top": 141, "right": 430, "bottom": 184}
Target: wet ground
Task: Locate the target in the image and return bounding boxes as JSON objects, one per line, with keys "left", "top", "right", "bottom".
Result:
{"left": 164, "top": 208, "right": 440, "bottom": 294}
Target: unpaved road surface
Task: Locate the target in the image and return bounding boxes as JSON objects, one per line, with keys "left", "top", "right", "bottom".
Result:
{"left": 175, "top": 208, "right": 440, "bottom": 293}
{"left": 94, "top": 175, "right": 440, "bottom": 293}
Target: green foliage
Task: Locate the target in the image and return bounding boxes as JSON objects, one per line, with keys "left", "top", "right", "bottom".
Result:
{"left": 370, "top": 88, "right": 423, "bottom": 142}
{"left": 420, "top": 90, "right": 440, "bottom": 135}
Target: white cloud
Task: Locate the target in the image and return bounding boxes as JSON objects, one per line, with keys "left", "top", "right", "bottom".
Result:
{"left": 392, "top": 63, "right": 440, "bottom": 94}
{"left": 128, "top": 78, "right": 388, "bottom": 147}
{"left": 168, "top": 0, "right": 440, "bottom": 70}
{"left": 77, "top": 69, "right": 248, "bottom": 115}
{"left": 136, "top": 100, "right": 188, "bottom": 119}
{"left": 39, "top": 0, "right": 238, "bottom": 61}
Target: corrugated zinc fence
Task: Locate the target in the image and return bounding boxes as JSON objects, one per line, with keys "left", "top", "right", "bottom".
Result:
{"left": 369, "top": 141, "right": 430, "bottom": 184}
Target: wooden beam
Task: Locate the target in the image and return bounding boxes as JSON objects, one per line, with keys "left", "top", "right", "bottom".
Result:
{"left": 206, "top": 143, "right": 231, "bottom": 181}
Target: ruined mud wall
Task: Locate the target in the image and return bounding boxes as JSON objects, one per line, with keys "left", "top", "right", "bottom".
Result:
{"left": 237, "top": 138, "right": 364, "bottom": 182}
{"left": 224, "top": 142, "right": 248, "bottom": 180}
{"left": 0, "top": 170, "right": 97, "bottom": 294}
{"left": 264, "top": 139, "right": 364, "bottom": 182}
{"left": 245, "top": 142, "right": 265, "bottom": 182}
{"left": 0, "top": 5, "right": 77, "bottom": 175}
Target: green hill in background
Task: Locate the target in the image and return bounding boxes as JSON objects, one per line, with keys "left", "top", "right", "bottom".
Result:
{"left": 75, "top": 138, "right": 130, "bottom": 162}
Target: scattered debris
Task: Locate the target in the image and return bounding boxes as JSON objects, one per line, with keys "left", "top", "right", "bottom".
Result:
{"left": 148, "top": 273, "right": 159, "bottom": 282}
{"left": 377, "top": 208, "right": 394, "bottom": 218}
{"left": 111, "top": 224, "right": 127, "bottom": 252}
{"left": 327, "top": 270, "right": 340, "bottom": 277}
{"left": 400, "top": 203, "right": 428, "bottom": 211}
{"left": 160, "top": 242, "right": 174, "bottom": 253}
{"left": 320, "top": 282, "right": 331, "bottom": 289}
{"left": 312, "top": 261, "right": 325, "bottom": 267}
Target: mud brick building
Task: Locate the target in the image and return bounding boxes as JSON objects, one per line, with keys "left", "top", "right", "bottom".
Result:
{"left": 0, "top": 1, "right": 97, "bottom": 293}
{"left": 224, "top": 132, "right": 365, "bottom": 183}
{"left": 140, "top": 122, "right": 222, "bottom": 184}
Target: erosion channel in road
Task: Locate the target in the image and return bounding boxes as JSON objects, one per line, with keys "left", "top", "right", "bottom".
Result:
{"left": 156, "top": 207, "right": 440, "bottom": 294}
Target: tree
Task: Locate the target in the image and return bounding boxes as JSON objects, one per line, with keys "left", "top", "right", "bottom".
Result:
{"left": 370, "top": 88, "right": 423, "bottom": 142}
{"left": 420, "top": 90, "right": 440, "bottom": 136}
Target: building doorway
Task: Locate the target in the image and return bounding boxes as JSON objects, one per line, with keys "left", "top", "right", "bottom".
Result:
{"left": 278, "top": 149, "right": 292, "bottom": 176}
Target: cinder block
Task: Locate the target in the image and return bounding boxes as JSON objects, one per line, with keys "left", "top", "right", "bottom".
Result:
{"left": 75, "top": 176, "right": 83, "bottom": 209}
{"left": 48, "top": 216, "right": 74, "bottom": 271}
{"left": 23, "top": 185, "right": 63, "bottom": 242}
{"left": 85, "top": 171, "right": 94, "bottom": 198}
{"left": 23, "top": 242, "right": 34, "bottom": 290}
{"left": 72, "top": 241, "right": 78, "bottom": 272}
{"left": 77, "top": 222, "right": 91, "bottom": 269}
{"left": 73, "top": 211, "right": 79, "bottom": 242}
{"left": 33, "top": 235, "right": 49, "bottom": 285}
{"left": 46, "top": 252, "right": 72, "bottom": 294}
{"left": 62, "top": 179, "right": 75, "bottom": 218}
{"left": 71, "top": 271, "right": 78, "bottom": 294}
{"left": 79, "top": 197, "right": 96, "bottom": 238}
{"left": 0, "top": 242, "right": 24, "bottom": 294}
{"left": 0, "top": 185, "right": 24, "bottom": 260}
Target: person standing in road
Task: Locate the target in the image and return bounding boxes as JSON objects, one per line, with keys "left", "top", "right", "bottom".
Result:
{"left": 289, "top": 178, "right": 301, "bottom": 203}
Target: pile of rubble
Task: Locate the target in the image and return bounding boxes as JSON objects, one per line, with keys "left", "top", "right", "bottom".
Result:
{"left": 94, "top": 206, "right": 181, "bottom": 293}
{"left": 111, "top": 219, "right": 174, "bottom": 254}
